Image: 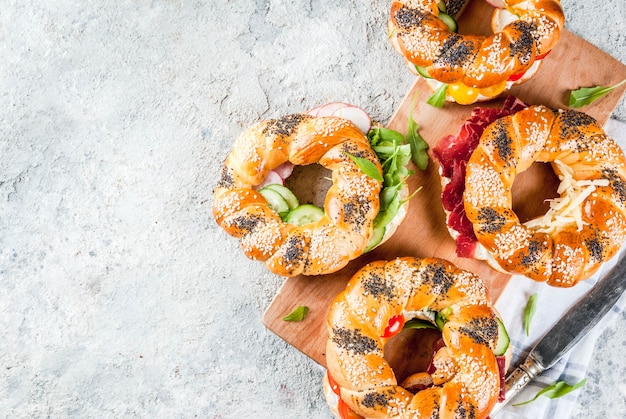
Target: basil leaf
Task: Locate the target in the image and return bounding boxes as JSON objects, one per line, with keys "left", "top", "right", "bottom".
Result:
{"left": 403, "top": 318, "right": 438, "bottom": 330}
{"left": 344, "top": 152, "right": 383, "bottom": 182}
{"left": 513, "top": 378, "right": 587, "bottom": 406}
{"left": 569, "top": 79, "right": 626, "bottom": 108}
{"left": 427, "top": 83, "right": 448, "bottom": 108}
{"left": 282, "top": 305, "right": 310, "bottom": 322}
{"left": 523, "top": 293, "right": 538, "bottom": 336}
{"left": 406, "top": 95, "right": 430, "bottom": 170}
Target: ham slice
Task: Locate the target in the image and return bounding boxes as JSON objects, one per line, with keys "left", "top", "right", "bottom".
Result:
{"left": 433, "top": 96, "right": 528, "bottom": 257}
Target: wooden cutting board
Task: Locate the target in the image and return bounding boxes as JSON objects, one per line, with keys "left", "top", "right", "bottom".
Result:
{"left": 263, "top": 0, "right": 626, "bottom": 368}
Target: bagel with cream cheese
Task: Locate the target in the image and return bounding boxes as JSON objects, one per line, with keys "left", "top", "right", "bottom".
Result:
{"left": 213, "top": 103, "right": 415, "bottom": 277}
{"left": 324, "top": 257, "right": 511, "bottom": 418}
{"left": 388, "top": 0, "right": 565, "bottom": 104}
{"left": 433, "top": 97, "right": 626, "bottom": 286}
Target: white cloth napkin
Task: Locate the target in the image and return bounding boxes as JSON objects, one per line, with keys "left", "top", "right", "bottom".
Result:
{"left": 495, "top": 117, "right": 626, "bottom": 418}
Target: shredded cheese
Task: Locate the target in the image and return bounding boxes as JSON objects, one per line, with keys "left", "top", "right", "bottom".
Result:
{"left": 524, "top": 160, "right": 609, "bottom": 233}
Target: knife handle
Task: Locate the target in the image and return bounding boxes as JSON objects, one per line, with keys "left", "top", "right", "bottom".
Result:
{"left": 491, "top": 354, "right": 544, "bottom": 416}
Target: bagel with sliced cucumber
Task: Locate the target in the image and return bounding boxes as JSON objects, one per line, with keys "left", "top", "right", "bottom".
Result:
{"left": 323, "top": 257, "right": 511, "bottom": 419}
{"left": 213, "top": 103, "right": 415, "bottom": 277}
{"left": 388, "top": 0, "right": 565, "bottom": 104}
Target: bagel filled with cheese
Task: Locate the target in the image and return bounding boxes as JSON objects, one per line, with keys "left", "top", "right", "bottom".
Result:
{"left": 433, "top": 96, "right": 626, "bottom": 286}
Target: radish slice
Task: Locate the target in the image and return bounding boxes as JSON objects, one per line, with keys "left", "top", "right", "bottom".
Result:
{"left": 273, "top": 161, "right": 294, "bottom": 180}
{"left": 308, "top": 102, "right": 372, "bottom": 134}
{"left": 307, "top": 105, "right": 325, "bottom": 116}
{"left": 331, "top": 104, "right": 372, "bottom": 134}
{"left": 256, "top": 170, "right": 283, "bottom": 189}
{"left": 484, "top": 0, "right": 506, "bottom": 9}
{"left": 315, "top": 102, "right": 343, "bottom": 117}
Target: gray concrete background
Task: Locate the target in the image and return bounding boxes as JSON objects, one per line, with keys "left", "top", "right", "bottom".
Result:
{"left": 0, "top": 0, "right": 624, "bottom": 417}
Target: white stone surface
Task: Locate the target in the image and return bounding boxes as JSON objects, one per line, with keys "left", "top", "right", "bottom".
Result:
{"left": 0, "top": 0, "right": 624, "bottom": 417}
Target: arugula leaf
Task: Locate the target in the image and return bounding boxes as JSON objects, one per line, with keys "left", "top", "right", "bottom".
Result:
{"left": 403, "top": 318, "right": 438, "bottom": 330}
{"left": 513, "top": 378, "right": 587, "bottom": 406}
{"left": 368, "top": 127, "right": 404, "bottom": 147}
{"left": 379, "top": 182, "right": 404, "bottom": 211}
{"left": 282, "top": 305, "right": 309, "bottom": 322}
{"left": 367, "top": 125, "right": 414, "bottom": 229}
{"left": 374, "top": 192, "right": 402, "bottom": 228}
{"left": 344, "top": 152, "right": 384, "bottom": 182}
{"left": 406, "top": 94, "right": 429, "bottom": 170}
{"left": 427, "top": 83, "right": 448, "bottom": 108}
{"left": 523, "top": 293, "right": 538, "bottom": 336}
{"left": 569, "top": 79, "right": 626, "bottom": 108}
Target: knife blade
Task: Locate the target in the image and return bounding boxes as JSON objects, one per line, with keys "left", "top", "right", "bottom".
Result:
{"left": 491, "top": 251, "right": 626, "bottom": 416}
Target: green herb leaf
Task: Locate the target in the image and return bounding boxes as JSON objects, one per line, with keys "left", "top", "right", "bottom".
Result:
{"left": 379, "top": 182, "right": 403, "bottom": 211}
{"left": 523, "top": 293, "right": 538, "bottom": 336}
{"left": 344, "top": 152, "right": 383, "bottom": 182}
{"left": 374, "top": 191, "right": 402, "bottom": 228}
{"left": 366, "top": 125, "right": 414, "bottom": 232}
{"left": 427, "top": 83, "right": 448, "bottom": 108}
{"left": 403, "top": 318, "right": 438, "bottom": 330}
{"left": 513, "top": 378, "right": 587, "bottom": 406}
{"left": 406, "top": 94, "right": 429, "bottom": 170}
{"left": 569, "top": 79, "right": 626, "bottom": 108}
{"left": 282, "top": 305, "right": 310, "bottom": 322}
{"left": 368, "top": 127, "right": 405, "bottom": 147}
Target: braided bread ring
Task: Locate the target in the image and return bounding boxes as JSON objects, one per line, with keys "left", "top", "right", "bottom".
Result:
{"left": 325, "top": 257, "right": 506, "bottom": 418}
{"left": 464, "top": 106, "right": 626, "bottom": 286}
{"left": 213, "top": 113, "right": 383, "bottom": 277}
{"left": 388, "top": 0, "right": 565, "bottom": 103}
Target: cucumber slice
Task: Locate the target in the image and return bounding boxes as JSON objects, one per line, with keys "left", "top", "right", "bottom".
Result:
{"left": 415, "top": 65, "right": 433, "bottom": 79}
{"left": 259, "top": 188, "right": 290, "bottom": 216}
{"left": 437, "top": 0, "right": 447, "bottom": 13}
{"left": 435, "top": 307, "right": 452, "bottom": 330}
{"left": 364, "top": 226, "right": 386, "bottom": 253}
{"left": 285, "top": 204, "right": 324, "bottom": 226}
{"left": 494, "top": 317, "right": 510, "bottom": 356}
{"left": 262, "top": 184, "right": 299, "bottom": 210}
{"left": 438, "top": 12, "right": 457, "bottom": 32}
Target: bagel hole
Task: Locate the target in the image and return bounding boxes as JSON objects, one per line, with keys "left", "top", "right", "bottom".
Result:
{"left": 283, "top": 164, "right": 332, "bottom": 208}
{"left": 511, "top": 162, "right": 560, "bottom": 223}
{"left": 383, "top": 327, "right": 442, "bottom": 385}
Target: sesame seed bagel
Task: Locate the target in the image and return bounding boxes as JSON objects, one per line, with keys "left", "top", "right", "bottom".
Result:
{"left": 324, "top": 257, "right": 510, "bottom": 418}
{"left": 213, "top": 112, "right": 386, "bottom": 277}
{"left": 464, "top": 106, "right": 626, "bottom": 286}
{"left": 388, "top": 0, "right": 565, "bottom": 104}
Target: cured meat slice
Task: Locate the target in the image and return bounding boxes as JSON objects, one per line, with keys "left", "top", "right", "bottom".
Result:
{"left": 434, "top": 96, "right": 528, "bottom": 257}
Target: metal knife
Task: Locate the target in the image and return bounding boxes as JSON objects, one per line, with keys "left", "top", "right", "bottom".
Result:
{"left": 491, "top": 252, "right": 626, "bottom": 416}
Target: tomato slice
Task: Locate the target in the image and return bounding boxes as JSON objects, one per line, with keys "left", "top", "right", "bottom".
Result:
{"left": 381, "top": 314, "right": 405, "bottom": 338}
{"left": 507, "top": 70, "right": 526, "bottom": 82}
{"left": 448, "top": 82, "right": 480, "bottom": 104}
{"left": 535, "top": 50, "right": 551, "bottom": 60}
{"left": 508, "top": 50, "right": 550, "bottom": 81}
{"left": 327, "top": 370, "right": 341, "bottom": 396}
{"left": 479, "top": 80, "right": 507, "bottom": 98}
{"left": 338, "top": 398, "right": 365, "bottom": 419}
